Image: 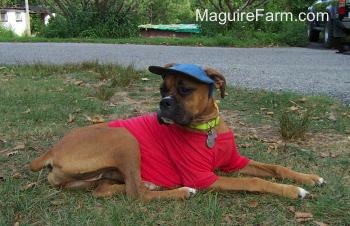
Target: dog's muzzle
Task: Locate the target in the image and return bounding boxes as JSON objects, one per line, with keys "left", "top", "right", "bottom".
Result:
{"left": 157, "top": 96, "right": 175, "bottom": 124}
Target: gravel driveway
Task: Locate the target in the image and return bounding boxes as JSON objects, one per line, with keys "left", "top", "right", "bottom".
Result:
{"left": 0, "top": 42, "right": 349, "bottom": 104}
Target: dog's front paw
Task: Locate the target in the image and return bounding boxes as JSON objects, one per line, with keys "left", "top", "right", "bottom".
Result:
{"left": 178, "top": 187, "right": 197, "bottom": 199}
{"left": 297, "top": 187, "right": 310, "bottom": 199}
{"left": 317, "top": 177, "right": 326, "bottom": 186}
{"left": 302, "top": 174, "right": 325, "bottom": 186}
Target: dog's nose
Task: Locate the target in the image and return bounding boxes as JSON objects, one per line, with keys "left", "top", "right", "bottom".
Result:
{"left": 160, "top": 96, "right": 175, "bottom": 109}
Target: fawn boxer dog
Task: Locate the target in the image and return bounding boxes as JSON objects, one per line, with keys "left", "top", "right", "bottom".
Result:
{"left": 30, "top": 63, "right": 324, "bottom": 201}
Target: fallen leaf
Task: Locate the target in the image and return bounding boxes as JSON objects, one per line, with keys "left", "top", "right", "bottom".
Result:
{"left": 238, "top": 121, "right": 246, "bottom": 126}
{"left": 260, "top": 108, "right": 268, "bottom": 111}
{"left": 108, "top": 103, "right": 117, "bottom": 107}
{"left": 266, "top": 112, "right": 274, "bottom": 116}
{"left": 287, "top": 206, "right": 296, "bottom": 213}
{"left": 50, "top": 200, "right": 66, "bottom": 206}
{"left": 12, "top": 172, "right": 21, "bottom": 179}
{"left": 248, "top": 200, "right": 258, "bottom": 208}
{"left": 295, "top": 212, "right": 313, "bottom": 222}
{"left": 21, "top": 108, "right": 31, "bottom": 114}
{"left": 67, "top": 114, "right": 75, "bottom": 123}
{"left": 299, "top": 97, "right": 307, "bottom": 103}
{"left": 13, "top": 222, "right": 19, "bottom": 226}
{"left": 330, "top": 153, "right": 338, "bottom": 158}
{"left": 295, "top": 212, "right": 313, "bottom": 218}
{"left": 92, "top": 115, "right": 105, "bottom": 124}
{"left": 28, "top": 145, "right": 41, "bottom": 152}
{"left": 1, "top": 78, "right": 9, "bottom": 82}
{"left": 327, "top": 112, "right": 337, "bottom": 121}
{"left": 296, "top": 218, "right": 313, "bottom": 223}
{"left": 223, "top": 214, "right": 233, "bottom": 225}
{"left": 141, "top": 77, "right": 149, "bottom": 81}
{"left": 267, "top": 144, "right": 278, "bottom": 153}
{"left": 74, "top": 108, "right": 82, "bottom": 113}
{"left": 248, "top": 134, "right": 259, "bottom": 140}
{"left": 314, "top": 221, "right": 329, "bottom": 226}
{"left": 240, "top": 143, "right": 251, "bottom": 148}
{"left": 23, "top": 182, "right": 37, "bottom": 190}
{"left": 13, "top": 144, "right": 25, "bottom": 150}
{"left": 320, "top": 152, "right": 329, "bottom": 158}
{"left": 83, "top": 114, "right": 92, "bottom": 122}
{"left": 7, "top": 151, "right": 18, "bottom": 157}
{"left": 74, "top": 80, "right": 84, "bottom": 86}
{"left": 0, "top": 148, "right": 8, "bottom": 154}
{"left": 290, "top": 106, "right": 299, "bottom": 112}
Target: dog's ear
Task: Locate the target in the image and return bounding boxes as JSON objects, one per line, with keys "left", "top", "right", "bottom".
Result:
{"left": 164, "top": 63, "right": 176, "bottom": 68}
{"left": 205, "top": 67, "right": 226, "bottom": 98}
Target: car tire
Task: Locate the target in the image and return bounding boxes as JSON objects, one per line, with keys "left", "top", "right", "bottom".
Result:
{"left": 336, "top": 43, "right": 348, "bottom": 53}
{"left": 324, "top": 19, "right": 335, "bottom": 48}
{"left": 308, "top": 22, "right": 319, "bottom": 42}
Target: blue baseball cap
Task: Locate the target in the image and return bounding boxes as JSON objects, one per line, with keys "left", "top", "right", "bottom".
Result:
{"left": 148, "top": 64, "right": 215, "bottom": 96}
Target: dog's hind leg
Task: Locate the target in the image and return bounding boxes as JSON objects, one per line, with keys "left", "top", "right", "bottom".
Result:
{"left": 92, "top": 180, "right": 126, "bottom": 198}
{"left": 239, "top": 160, "right": 324, "bottom": 186}
{"left": 111, "top": 138, "right": 144, "bottom": 199}
{"left": 30, "top": 150, "right": 53, "bottom": 172}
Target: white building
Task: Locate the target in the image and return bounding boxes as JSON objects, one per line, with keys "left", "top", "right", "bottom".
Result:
{"left": 0, "top": 6, "right": 51, "bottom": 36}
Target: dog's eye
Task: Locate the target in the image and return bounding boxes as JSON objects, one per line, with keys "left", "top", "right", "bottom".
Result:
{"left": 178, "top": 87, "right": 193, "bottom": 96}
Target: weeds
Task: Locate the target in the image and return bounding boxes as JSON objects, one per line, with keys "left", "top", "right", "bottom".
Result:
{"left": 93, "top": 85, "right": 115, "bottom": 101}
{"left": 280, "top": 110, "right": 310, "bottom": 140}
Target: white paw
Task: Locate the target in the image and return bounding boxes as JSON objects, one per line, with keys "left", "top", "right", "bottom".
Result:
{"left": 298, "top": 187, "right": 310, "bottom": 199}
{"left": 317, "top": 178, "right": 325, "bottom": 185}
{"left": 143, "top": 181, "right": 160, "bottom": 190}
{"left": 180, "top": 187, "right": 197, "bottom": 198}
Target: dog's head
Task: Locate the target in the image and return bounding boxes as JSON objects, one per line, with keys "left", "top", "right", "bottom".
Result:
{"left": 148, "top": 63, "right": 226, "bottom": 126}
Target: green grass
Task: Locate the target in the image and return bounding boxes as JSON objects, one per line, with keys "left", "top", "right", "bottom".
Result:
{"left": 0, "top": 34, "right": 301, "bottom": 48}
{"left": 0, "top": 63, "right": 349, "bottom": 225}
{"left": 0, "top": 26, "right": 17, "bottom": 39}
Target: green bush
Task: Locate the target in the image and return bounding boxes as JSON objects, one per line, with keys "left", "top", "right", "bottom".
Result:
{"left": 40, "top": 15, "right": 73, "bottom": 38}
{"left": 276, "top": 21, "right": 308, "bottom": 47}
{"left": 0, "top": 26, "right": 17, "bottom": 38}
{"left": 30, "top": 14, "right": 45, "bottom": 35}
{"left": 41, "top": 7, "right": 138, "bottom": 39}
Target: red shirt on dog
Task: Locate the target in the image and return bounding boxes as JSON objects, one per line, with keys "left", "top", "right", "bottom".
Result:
{"left": 108, "top": 113, "right": 249, "bottom": 189}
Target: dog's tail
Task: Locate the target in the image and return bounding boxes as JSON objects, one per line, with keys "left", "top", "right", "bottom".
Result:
{"left": 30, "top": 150, "right": 53, "bottom": 172}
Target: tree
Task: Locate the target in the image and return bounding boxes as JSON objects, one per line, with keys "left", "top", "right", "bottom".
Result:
{"left": 197, "top": 0, "right": 270, "bottom": 13}
{"left": 39, "top": 0, "right": 139, "bottom": 19}
{"left": 0, "top": 0, "right": 42, "bottom": 6}
{"left": 141, "top": 0, "right": 194, "bottom": 24}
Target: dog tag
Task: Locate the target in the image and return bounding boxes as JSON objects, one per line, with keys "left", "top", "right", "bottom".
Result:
{"left": 207, "top": 129, "right": 217, "bottom": 149}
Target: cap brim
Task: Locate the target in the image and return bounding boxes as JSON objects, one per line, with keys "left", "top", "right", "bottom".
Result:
{"left": 148, "top": 66, "right": 196, "bottom": 79}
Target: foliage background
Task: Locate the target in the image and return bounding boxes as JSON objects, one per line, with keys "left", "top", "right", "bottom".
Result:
{"left": 0, "top": 0, "right": 317, "bottom": 46}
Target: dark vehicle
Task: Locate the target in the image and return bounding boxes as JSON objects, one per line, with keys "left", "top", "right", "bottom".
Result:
{"left": 308, "top": 0, "right": 350, "bottom": 52}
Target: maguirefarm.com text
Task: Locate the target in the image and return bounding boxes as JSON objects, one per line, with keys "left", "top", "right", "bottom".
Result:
{"left": 196, "top": 9, "right": 329, "bottom": 25}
